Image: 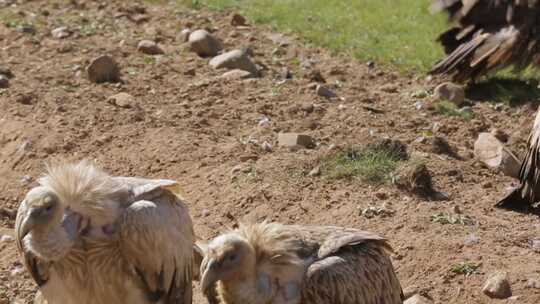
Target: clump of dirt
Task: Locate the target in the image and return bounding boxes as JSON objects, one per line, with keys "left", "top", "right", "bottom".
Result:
{"left": 394, "top": 162, "right": 434, "bottom": 197}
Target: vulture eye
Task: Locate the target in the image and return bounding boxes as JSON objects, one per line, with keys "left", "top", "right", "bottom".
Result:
{"left": 45, "top": 205, "right": 54, "bottom": 212}
{"left": 228, "top": 253, "right": 238, "bottom": 262}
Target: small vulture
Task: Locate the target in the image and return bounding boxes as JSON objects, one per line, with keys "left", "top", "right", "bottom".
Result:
{"left": 196, "top": 222, "right": 403, "bottom": 304}
{"left": 15, "top": 160, "right": 194, "bottom": 304}
{"left": 430, "top": 0, "right": 540, "bottom": 83}
{"left": 497, "top": 108, "right": 540, "bottom": 210}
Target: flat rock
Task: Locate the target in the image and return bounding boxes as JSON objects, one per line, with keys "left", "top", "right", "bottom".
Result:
{"left": 231, "top": 13, "right": 247, "bottom": 26}
{"left": 0, "top": 235, "right": 13, "bottom": 243}
{"left": 434, "top": 82, "right": 465, "bottom": 106}
{"left": 209, "top": 49, "right": 258, "bottom": 75}
{"left": 220, "top": 69, "right": 253, "bottom": 80}
{"left": 179, "top": 28, "right": 191, "bottom": 42}
{"left": 86, "top": 55, "right": 120, "bottom": 83}
{"left": 404, "top": 294, "right": 433, "bottom": 304}
{"left": 526, "top": 278, "right": 540, "bottom": 289}
{"left": 188, "top": 29, "right": 222, "bottom": 57}
{"left": 316, "top": 84, "right": 337, "bottom": 99}
{"left": 0, "top": 75, "right": 9, "bottom": 88}
{"left": 278, "top": 133, "right": 315, "bottom": 149}
{"left": 137, "top": 40, "right": 164, "bottom": 55}
{"left": 107, "top": 92, "right": 135, "bottom": 108}
{"left": 483, "top": 272, "right": 512, "bottom": 299}
{"left": 474, "top": 133, "right": 520, "bottom": 178}
{"left": 51, "top": 26, "right": 71, "bottom": 39}
{"left": 0, "top": 66, "right": 13, "bottom": 78}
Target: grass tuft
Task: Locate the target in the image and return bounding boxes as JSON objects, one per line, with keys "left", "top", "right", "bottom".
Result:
{"left": 431, "top": 212, "right": 474, "bottom": 226}
{"left": 321, "top": 144, "right": 404, "bottom": 183}
{"left": 450, "top": 262, "right": 481, "bottom": 276}
{"left": 433, "top": 101, "right": 473, "bottom": 120}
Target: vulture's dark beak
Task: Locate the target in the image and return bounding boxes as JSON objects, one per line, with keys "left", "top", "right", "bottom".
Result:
{"left": 18, "top": 210, "right": 37, "bottom": 241}
{"left": 200, "top": 258, "right": 219, "bottom": 294}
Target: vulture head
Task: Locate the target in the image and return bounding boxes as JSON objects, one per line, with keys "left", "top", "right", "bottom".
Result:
{"left": 199, "top": 233, "right": 256, "bottom": 295}
{"left": 17, "top": 160, "right": 126, "bottom": 262}
{"left": 17, "top": 186, "right": 84, "bottom": 261}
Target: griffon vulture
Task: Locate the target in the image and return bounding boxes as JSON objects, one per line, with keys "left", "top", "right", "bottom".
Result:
{"left": 430, "top": 0, "right": 540, "bottom": 83}
{"left": 195, "top": 222, "right": 403, "bottom": 304}
{"left": 15, "top": 160, "right": 194, "bottom": 304}
{"left": 497, "top": 107, "right": 540, "bottom": 210}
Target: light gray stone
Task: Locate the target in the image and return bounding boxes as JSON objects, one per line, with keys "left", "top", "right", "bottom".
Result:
{"left": 474, "top": 133, "right": 520, "bottom": 178}
{"left": 86, "top": 55, "right": 120, "bottom": 83}
{"left": 51, "top": 26, "right": 71, "bottom": 39}
{"left": 137, "top": 40, "right": 164, "bottom": 55}
{"left": 188, "top": 29, "right": 222, "bottom": 57}
{"left": 209, "top": 49, "right": 258, "bottom": 75}
{"left": 404, "top": 294, "right": 433, "bottom": 304}
{"left": 278, "top": 133, "right": 315, "bottom": 149}
{"left": 482, "top": 272, "right": 512, "bottom": 299}
{"left": 434, "top": 82, "right": 465, "bottom": 106}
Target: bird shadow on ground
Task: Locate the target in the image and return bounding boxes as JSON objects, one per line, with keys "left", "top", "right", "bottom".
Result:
{"left": 466, "top": 77, "right": 540, "bottom": 107}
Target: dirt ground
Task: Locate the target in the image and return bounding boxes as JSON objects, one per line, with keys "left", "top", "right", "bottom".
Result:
{"left": 1, "top": 1, "right": 540, "bottom": 303}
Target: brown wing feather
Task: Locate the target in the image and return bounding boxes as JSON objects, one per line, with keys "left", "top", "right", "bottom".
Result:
{"left": 430, "top": 0, "right": 540, "bottom": 82}
{"left": 118, "top": 179, "right": 194, "bottom": 303}
{"left": 302, "top": 245, "right": 403, "bottom": 304}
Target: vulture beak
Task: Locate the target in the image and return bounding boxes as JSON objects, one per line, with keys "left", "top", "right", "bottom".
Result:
{"left": 18, "top": 209, "right": 38, "bottom": 241}
{"left": 200, "top": 258, "right": 219, "bottom": 294}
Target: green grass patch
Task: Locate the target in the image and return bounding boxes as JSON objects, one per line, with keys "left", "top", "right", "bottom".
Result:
{"left": 182, "top": 0, "right": 447, "bottom": 72}
{"left": 433, "top": 101, "right": 473, "bottom": 120}
{"left": 450, "top": 262, "right": 480, "bottom": 276}
{"left": 431, "top": 212, "right": 474, "bottom": 226}
{"left": 321, "top": 144, "right": 405, "bottom": 184}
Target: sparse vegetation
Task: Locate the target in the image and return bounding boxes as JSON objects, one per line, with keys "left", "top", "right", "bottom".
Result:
{"left": 433, "top": 101, "right": 474, "bottom": 121}
{"left": 431, "top": 212, "right": 475, "bottom": 226}
{"left": 321, "top": 144, "right": 405, "bottom": 183}
{"left": 450, "top": 262, "right": 481, "bottom": 276}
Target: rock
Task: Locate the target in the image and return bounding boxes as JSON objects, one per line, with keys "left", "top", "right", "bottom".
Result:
{"left": 464, "top": 234, "right": 480, "bottom": 246}
{"left": 491, "top": 128, "right": 509, "bottom": 143}
{"left": 107, "top": 92, "right": 135, "bottom": 108}
{"left": 179, "top": 28, "right": 191, "bottom": 42}
{"left": 209, "top": 49, "right": 258, "bottom": 76}
{"left": 220, "top": 69, "right": 253, "bottom": 80}
{"left": 402, "top": 286, "right": 418, "bottom": 300}
{"left": 51, "top": 26, "right": 70, "bottom": 39}
{"left": 404, "top": 294, "right": 433, "bottom": 304}
{"left": 17, "top": 24, "right": 35, "bottom": 34}
{"left": 0, "top": 235, "right": 13, "bottom": 243}
{"left": 188, "top": 29, "right": 222, "bottom": 57}
{"left": 0, "top": 66, "right": 13, "bottom": 78}
{"left": 434, "top": 82, "right": 465, "bottom": 106}
{"left": 315, "top": 84, "right": 337, "bottom": 99}
{"left": 483, "top": 272, "right": 512, "bottom": 299}
{"left": 531, "top": 238, "right": 540, "bottom": 250}
{"left": 308, "top": 166, "right": 321, "bottom": 177}
{"left": 231, "top": 13, "right": 247, "bottom": 26}
{"left": 137, "top": 40, "right": 164, "bottom": 55}
{"left": 278, "top": 133, "right": 315, "bottom": 149}
{"left": 395, "top": 162, "right": 434, "bottom": 196}
{"left": 0, "top": 75, "right": 9, "bottom": 88}
{"left": 86, "top": 55, "right": 120, "bottom": 83}
{"left": 526, "top": 278, "right": 540, "bottom": 289}
{"left": 474, "top": 133, "right": 520, "bottom": 178}
{"left": 307, "top": 69, "right": 326, "bottom": 83}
